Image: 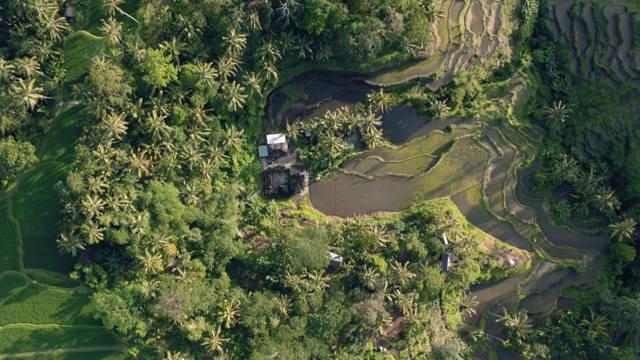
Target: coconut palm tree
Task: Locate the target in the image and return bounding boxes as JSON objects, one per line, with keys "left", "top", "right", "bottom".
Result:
{"left": 139, "top": 279, "right": 159, "bottom": 300}
{"left": 554, "top": 154, "right": 579, "bottom": 183}
{"left": 455, "top": 293, "right": 478, "bottom": 316}
{"left": 277, "top": 0, "right": 301, "bottom": 26}
{"left": 100, "top": 18, "right": 123, "bottom": 45}
{"left": 217, "top": 298, "right": 241, "bottom": 329}
{"left": 14, "top": 57, "right": 42, "bottom": 79}
{"left": 87, "top": 175, "right": 109, "bottom": 195}
{"left": 193, "top": 61, "right": 218, "bottom": 88}
{"left": 223, "top": 81, "right": 247, "bottom": 111}
{"left": 262, "top": 62, "right": 278, "bottom": 83}
{"left": 93, "top": 143, "right": 116, "bottom": 167}
{"left": 552, "top": 199, "right": 572, "bottom": 221}
{"left": 257, "top": 41, "right": 282, "bottom": 63}
{"left": 431, "top": 99, "right": 450, "bottom": 119}
{"left": 362, "top": 127, "right": 384, "bottom": 149}
{"left": 242, "top": 72, "right": 263, "bottom": 97}
{"left": 217, "top": 54, "right": 240, "bottom": 81}
{"left": 144, "top": 109, "right": 171, "bottom": 142}
{"left": 101, "top": 112, "right": 128, "bottom": 141}
{"left": 369, "top": 224, "right": 390, "bottom": 248}
{"left": 222, "top": 125, "right": 244, "bottom": 152}
{"left": 223, "top": 28, "right": 247, "bottom": 56}
{"left": 11, "top": 78, "right": 44, "bottom": 111}
{"left": 102, "top": 0, "right": 139, "bottom": 23}
{"left": 608, "top": 218, "right": 637, "bottom": 242}
{"left": 160, "top": 37, "right": 184, "bottom": 64}
{"left": 285, "top": 122, "right": 300, "bottom": 141}
{"left": 129, "top": 148, "right": 152, "bottom": 178}
{"left": 318, "top": 133, "right": 346, "bottom": 160}
{"left": 367, "top": 88, "right": 395, "bottom": 114}
{"left": 307, "top": 270, "right": 331, "bottom": 293}
{"left": 542, "top": 100, "right": 571, "bottom": 128}
{"left": 424, "top": 2, "right": 445, "bottom": 24}
{"left": 149, "top": 232, "right": 171, "bottom": 253}
{"left": 207, "top": 145, "right": 229, "bottom": 167}
{"left": 579, "top": 310, "right": 609, "bottom": 342}
{"left": 361, "top": 266, "right": 380, "bottom": 290}
{"left": 455, "top": 235, "right": 480, "bottom": 258}
{"left": 592, "top": 186, "right": 620, "bottom": 215}
{"left": 191, "top": 105, "right": 212, "bottom": 126}
{"left": 392, "top": 289, "right": 414, "bottom": 315}
{"left": 56, "top": 232, "right": 85, "bottom": 257}
{"left": 38, "top": 9, "right": 70, "bottom": 43}
{"left": 358, "top": 110, "right": 382, "bottom": 136}
{"left": 201, "top": 326, "right": 229, "bottom": 354}
{"left": 0, "top": 58, "right": 15, "bottom": 83}
{"left": 138, "top": 249, "right": 164, "bottom": 275}
{"left": 82, "top": 194, "right": 107, "bottom": 220}
{"left": 180, "top": 143, "right": 204, "bottom": 171}
{"left": 81, "top": 221, "right": 106, "bottom": 245}
{"left": 390, "top": 261, "right": 416, "bottom": 288}
{"left": 247, "top": 11, "right": 261, "bottom": 31}
{"left": 497, "top": 308, "right": 532, "bottom": 342}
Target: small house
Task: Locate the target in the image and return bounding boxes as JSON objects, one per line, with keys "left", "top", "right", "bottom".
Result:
{"left": 267, "top": 133, "right": 288, "bottom": 154}
{"left": 257, "top": 145, "right": 269, "bottom": 158}
{"left": 328, "top": 252, "right": 343, "bottom": 267}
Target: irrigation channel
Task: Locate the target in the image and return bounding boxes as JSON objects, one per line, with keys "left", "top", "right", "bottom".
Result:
{"left": 265, "top": 69, "right": 607, "bottom": 345}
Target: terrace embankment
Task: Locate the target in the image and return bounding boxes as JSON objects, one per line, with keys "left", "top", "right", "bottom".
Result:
{"left": 266, "top": 0, "right": 612, "bottom": 345}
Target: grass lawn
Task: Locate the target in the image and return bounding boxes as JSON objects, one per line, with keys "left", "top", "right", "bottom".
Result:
{"left": 64, "top": 31, "right": 107, "bottom": 83}
{"left": 0, "top": 272, "right": 97, "bottom": 326}
{"left": 0, "top": 200, "right": 20, "bottom": 271}
{"left": 11, "top": 105, "right": 84, "bottom": 273}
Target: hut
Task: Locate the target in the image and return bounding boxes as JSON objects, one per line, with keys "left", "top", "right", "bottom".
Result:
{"left": 441, "top": 252, "right": 453, "bottom": 273}
{"left": 328, "top": 252, "right": 343, "bottom": 267}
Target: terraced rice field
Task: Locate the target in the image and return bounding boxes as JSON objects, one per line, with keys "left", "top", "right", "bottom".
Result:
{"left": 545, "top": 0, "right": 640, "bottom": 89}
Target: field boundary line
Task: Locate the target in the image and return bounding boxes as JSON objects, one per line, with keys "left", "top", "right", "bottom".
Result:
{"left": 0, "top": 345, "right": 124, "bottom": 359}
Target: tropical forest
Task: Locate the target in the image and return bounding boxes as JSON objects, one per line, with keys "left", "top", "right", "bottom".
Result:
{"left": 1, "top": 0, "right": 640, "bottom": 359}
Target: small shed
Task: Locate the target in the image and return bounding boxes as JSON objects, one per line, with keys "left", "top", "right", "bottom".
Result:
{"left": 441, "top": 252, "right": 453, "bottom": 273}
{"left": 328, "top": 252, "right": 343, "bottom": 267}
{"left": 267, "top": 133, "right": 288, "bottom": 153}
{"left": 257, "top": 145, "right": 269, "bottom": 158}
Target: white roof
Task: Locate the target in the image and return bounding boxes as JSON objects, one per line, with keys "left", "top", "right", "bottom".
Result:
{"left": 267, "top": 134, "right": 286, "bottom": 145}
{"left": 328, "top": 251, "right": 343, "bottom": 262}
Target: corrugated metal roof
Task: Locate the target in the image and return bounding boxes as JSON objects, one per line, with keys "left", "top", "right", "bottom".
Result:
{"left": 257, "top": 145, "right": 269, "bottom": 158}
{"left": 266, "top": 134, "right": 286, "bottom": 144}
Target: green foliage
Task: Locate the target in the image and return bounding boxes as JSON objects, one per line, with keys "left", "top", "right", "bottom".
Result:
{"left": 610, "top": 243, "right": 636, "bottom": 264}
{"left": 0, "top": 136, "right": 37, "bottom": 182}
{"left": 139, "top": 48, "right": 178, "bottom": 88}
{"left": 0, "top": 324, "right": 120, "bottom": 355}
{"left": 0, "top": 201, "right": 20, "bottom": 271}
{"left": 64, "top": 31, "right": 107, "bottom": 83}
{"left": 299, "top": 0, "right": 348, "bottom": 36}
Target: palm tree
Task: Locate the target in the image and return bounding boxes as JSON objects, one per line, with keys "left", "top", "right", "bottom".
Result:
{"left": 277, "top": 0, "right": 301, "bottom": 26}
{"left": 362, "top": 127, "right": 384, "bottom": 149}
{"left": 497, "top": 308, "right": 532, "bottom": 342}
{"left": 160, "top": 37, "right": 184, "bottom": 64}
{"left": 608, "top": 218, "right": 637, "bottom": 242}
{"left": 542, "top": 100, "right": 571, "bottom": 128}
{"left": 129, "top": 148, "right": 152, "bottom": 178}
{"left": 38, "top": 9, "right": 70, "bottom": 43}
{"left": 0, "top": 58, "right": 15, "bottom": 83}
{"left": 262, "top": 62, "right": 278, "bottom": 83}
{"left": 201, "top": 326, "right": 229, "bottom": 354}
{"left": 367, "top": 88, "right": 395, "bottom": 113}
{"left": 358, "top": 110, "right": 382, "bottom": 136}
{"left": 257, "top": 41, "right": 282, "bottom": 63}
{"left": 193, "top": 61, "right": 218, "bottom": 88}
{"left": 101, "top": 112, "right": 128, "bottom": 141}
{"left": 14, "top": 57, "right": 42, "bottom": 79}
{"left": 455, "top": 293, "right": 478, "bottom": 316}
{"left": 392, "top": 289, "right": 414, "bottom": 315}
{"left": 369, "top": 224, "right": 390, "bottom": 248}
{"left": 579, "top": 310, "right": 609, "bottom": 342}
{"left": 207, "top": 145, "right": 229, "bottom": 167}
{"left": 87, "top": 175, "right": 109, "bottom": 194}
{"left": 11, "top": 78, "right": 44, "bottom": 111}
{"left": 247, "top": 11, "right": 261, "bottom": 31}
{"left": 223, "top": 28, "right": 247, "bottom": 56}
{"left": 139, "top": 279, "right": 159, "bottom": 300}
{"left": 149, "top": 233, "right": 171, "bottom": 253}
{"left": 138, "top": 249, "right": 164, "bottom": 275}
{"left": 217, "top": 298, "right": 241, "bottom": 329}
{"left": 431, "top": 99, "right": 450, "bottom": 119}
{"left": 145, "top": 109, "right": 171, "bottom": 142}
{"left": 285, "top": 122, "right": 300, "bottom": 141}
{"left": 242, "top": 72, "right": 263, "bottom": 97}
{"left": 360, "top": 266, "right": 380, "bottom": 290}
{"left": 554, "top": 154, "right": 579, "bottom": 183}
{"left": 102, "top": 0, "right": 139, "bottom": 23}
{"left": 81, "top": 221, "right": 106, "bottom": 245}
{"left": 82, "top": 194, "right": 107, "bottom": 220}
{"left": 424, "top": 2, "right": 445, "bottom": 24}
{"left": 217, "top": 54, "right": 239, "bottom": 81}
{"left": 56, "top": 232, "right": 85, "bottom": 257}
{"left": 191, "top": 105, "right": 213, "bottom": 126}
{"left": 390, "top": 261, "right": 416, "bottom": 288}
{"left": 552, "top": 199, "right": 572, "bottom": 221}
{"left": 592, "top": 186, "right": 620, "bottom": 215}
{"left": 455, "top": 235, "right": 480, "bottom": 258}
{"left": 318, "top": 133, "right": 346, "bottom": 160}
{"left": 307, "top": 270, "right": 331, "bottom": 293}
{"left": 223, "top": 81, "right": 247, "bottom": 111}
{"left": 180, "top": 143, "right": 204, "bottom": 171}
{"left": 222, "top": 125, "right": 244, "bottom": 152}
{"left": 100, "top": 18, "right": 123, "bottom": 45}
{"left": 93, "top": 143, "right": 115, "bottom": 167}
